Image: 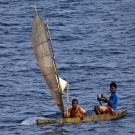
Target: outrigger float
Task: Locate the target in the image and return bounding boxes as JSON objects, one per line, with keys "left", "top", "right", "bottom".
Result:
{"left": 30, "top": 6, "right": 127, "bottom": 125}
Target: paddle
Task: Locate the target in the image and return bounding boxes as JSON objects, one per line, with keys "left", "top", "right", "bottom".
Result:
{"left": 97, "top": 95, "right": 102, "bottom": 106}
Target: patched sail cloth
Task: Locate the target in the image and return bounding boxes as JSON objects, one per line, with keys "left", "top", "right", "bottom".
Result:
{"left": 31, "top": 12, "right": 65, "bottom": 112}
{"left": 57, "top": 77, "right": 68, "bottom": 93}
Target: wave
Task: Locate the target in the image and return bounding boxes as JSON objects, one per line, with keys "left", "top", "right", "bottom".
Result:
{"left": 21, "top": 116, "right": 46, "bottom": 125}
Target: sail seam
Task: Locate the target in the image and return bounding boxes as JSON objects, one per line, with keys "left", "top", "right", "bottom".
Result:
{"left": 32, "top": 41, "right": 48, "bottom": 49}
{"left": 43, "top": 72, "right": 55, "bottom": 77}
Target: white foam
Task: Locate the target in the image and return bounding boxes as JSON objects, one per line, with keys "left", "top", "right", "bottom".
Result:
{"left": 21, "top": 117, "right": 46, "bottom": 125}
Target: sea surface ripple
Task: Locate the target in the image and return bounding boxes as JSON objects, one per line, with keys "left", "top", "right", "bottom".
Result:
{"left": 0, "top": 0, "right": 135, "bottom": 135}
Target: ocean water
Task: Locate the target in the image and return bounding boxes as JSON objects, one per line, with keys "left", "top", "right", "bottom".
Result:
{"left": 0, "top": 0, "right": 135, "bottom": 135}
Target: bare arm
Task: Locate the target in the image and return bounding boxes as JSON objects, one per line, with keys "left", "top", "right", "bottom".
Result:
{"left": 80, "top": 112, "right": 88, "bottom": 120}
{"left": 97, "top": 97, "right": 106, "bottom": 102}
{"left": 101, "top": 94, "right": 113, "bottom": 106}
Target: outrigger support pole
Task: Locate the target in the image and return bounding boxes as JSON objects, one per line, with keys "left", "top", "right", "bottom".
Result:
{"left": 66, "top": 81, "right": 69, "bottom": 117}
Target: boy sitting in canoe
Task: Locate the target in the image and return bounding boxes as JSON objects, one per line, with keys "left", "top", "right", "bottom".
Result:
{"left": 63, "top": 99, "right": 87, "bottom": 120}
{"left": 94, "top": 82, "right": 118, "bottom": 115}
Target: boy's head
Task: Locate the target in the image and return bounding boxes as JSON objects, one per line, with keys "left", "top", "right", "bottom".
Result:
{"left": 72, "top": 99, "right": 78, "bottom": 109}
{"left": 110, "top": 82, "right": 117, "bottom": 93}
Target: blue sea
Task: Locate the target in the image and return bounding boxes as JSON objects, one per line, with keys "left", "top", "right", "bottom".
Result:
{"left": 0, "top": 0, "right": 135, "bottom": 135}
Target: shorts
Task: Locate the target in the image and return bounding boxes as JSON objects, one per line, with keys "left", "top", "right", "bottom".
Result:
{"left": 99, "top": 106, "right": 116, "bottom": 115}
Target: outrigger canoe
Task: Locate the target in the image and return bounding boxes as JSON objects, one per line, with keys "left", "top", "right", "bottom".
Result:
{"left": 36, "top": 110, "right": 127, "bottom": 125}
{"left": 30, "top": 7, "right": 127, "bottom": 126}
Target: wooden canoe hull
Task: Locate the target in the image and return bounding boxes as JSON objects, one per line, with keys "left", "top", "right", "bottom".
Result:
{"left": 36, "top": 110, "right": 127, "bottom": 125}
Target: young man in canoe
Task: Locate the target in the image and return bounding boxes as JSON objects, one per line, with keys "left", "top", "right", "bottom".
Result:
{"left": 94, "top": 82, "right": 118, "bottom": 115}
{"left": 63, "top": 99, "right": 87, "bottom": 120}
